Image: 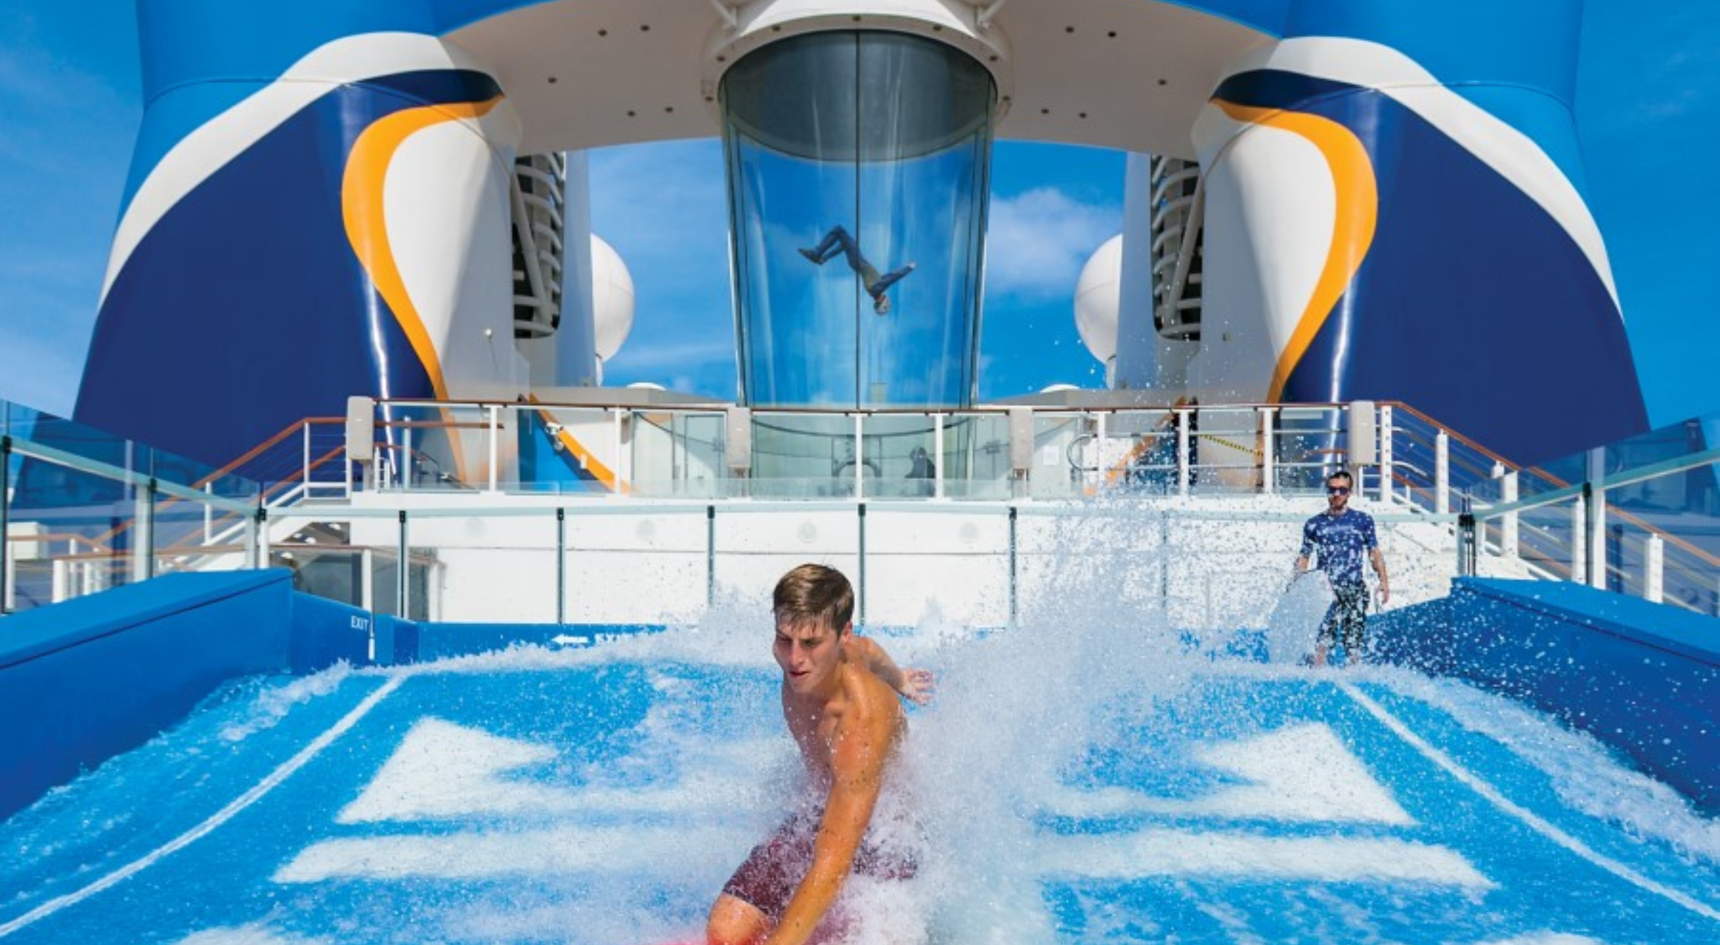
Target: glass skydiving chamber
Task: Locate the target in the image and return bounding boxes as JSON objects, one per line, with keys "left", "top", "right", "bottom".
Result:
{"left": 721, "top": 29, "right": 996, "bottom": 412}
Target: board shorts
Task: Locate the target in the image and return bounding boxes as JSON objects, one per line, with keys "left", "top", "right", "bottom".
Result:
{"left": 1318, "top": 581, "right": 1370, "bottom": 656}
{"left": 721, "top": 808, "right": 920, "bottom": 921}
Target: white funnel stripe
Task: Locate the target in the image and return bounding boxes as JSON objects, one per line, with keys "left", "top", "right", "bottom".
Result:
{"left": 1038, "top": 827, "right": 1491, "bottom": 887}
{"left": 1219, "top": 36, "right": 1619, "bottom": 311}
{"left": 1337, "top": 681, "right": 1720, "bottom": 922}
{"left": 275, "top": 825, "right": 748, "bottom": 882}
{"left": 101, "top": 32, "right": 512, "bottom": 306}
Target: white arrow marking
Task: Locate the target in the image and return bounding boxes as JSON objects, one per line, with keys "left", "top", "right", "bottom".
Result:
{"left": 338, "top": 717, "right": 772, "bottom": 823}
{"left": 1042, "top": 723, "right": 1413, "bottom": 825}
{"left": 1038, "top": 828, "right": 1491, "bottom": 887}
{"left": 550, "top": 634, "right": 590, "bottom": 646}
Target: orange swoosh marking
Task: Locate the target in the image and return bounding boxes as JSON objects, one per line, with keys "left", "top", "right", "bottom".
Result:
{"left": 1213, "top": 99, "right": 1378, "bottom": 402}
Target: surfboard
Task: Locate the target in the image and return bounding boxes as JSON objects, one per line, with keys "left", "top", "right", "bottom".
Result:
{"left": 1263, "top": 571, "right": 1334, "bottom": 665}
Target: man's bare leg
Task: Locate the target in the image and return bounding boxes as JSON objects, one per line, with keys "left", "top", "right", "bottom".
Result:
{"left": 708, "top": 893, "right": 770, "bottom": 945}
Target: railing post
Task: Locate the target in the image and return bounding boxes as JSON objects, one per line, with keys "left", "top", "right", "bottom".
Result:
{"left": 856, "top": 502, "right": 867, "bottom": 625}
{"left": 396, "top": 509, "right": 409, "bottom": 618}
{"left": 487, "top": 405, "right": 500, "bottom": 493}
{"left": 1259, "top": 408, "right": 1275, "bottom": 495}
{"left": 1587, "top": 449, "right": 1607, "bottom": 590}
{"left": 1093, "top": 411, "right": 1108, "bottom": 492}
{"left": 1176, "top": 409, "right": 1190, "bottom": 497}
{"left": 1434, "top": 431, "right": 1450, "bottom": 515}
{"left": 854, "top": 414, "right": 866, "bottom": 502}
{"left": 253, "top": 505, "right": 269, "bottom": 570}
{"left": 556, "top": 506, "right": 567, "bottom": 623}
{"left": 302, "top": 421, "right": 312, "bottom": 492}
{"left": 360, "top": 547, "right": 374, "bottom": 612}
{"left": 0, "top": 435, "right": 9, "bottom": 614}
{"left": 1008, "top": 505, "right": 1019, "bottom": 627}
{"left": 933, "top": 414, "right": 946, "bottom": 499}
{"left": 706, "top": 504, "right": 716, "bottom": 607}
{"left": 1501, "top": 472, "right": 1519, "bottom": 558}
{"left": 134, "top": 477, "right": 157, "bottom": 583}
{"left": 1457, "top": 496, "right": 1477, "bottom": 577}
{"left": 1378, "top": 405, "right": 1394, "bottom": 504}
{"left": 1644, "top": 534, "right": 1664, "bottom": 604}
{"left": 401, "top": 426, "right": 413, "bottom": 492}
{"left": 1570, "top": 493, "right": 1586, "bottom": 583}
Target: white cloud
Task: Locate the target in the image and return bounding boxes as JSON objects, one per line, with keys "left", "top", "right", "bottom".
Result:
{"left": 984, "top": 187, "right": 1120, "bottom": 302}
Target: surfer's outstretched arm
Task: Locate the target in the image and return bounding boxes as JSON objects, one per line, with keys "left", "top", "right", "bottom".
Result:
{"left": 763, "top": 703, "right": 892, "bottom": 945}
{"left": 846, "top": 635, "right": 935, "bottom": 705}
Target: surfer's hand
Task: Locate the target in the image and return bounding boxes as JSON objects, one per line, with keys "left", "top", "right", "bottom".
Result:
{"left": 898, "top": 668, "right": 936, "bottom": 705}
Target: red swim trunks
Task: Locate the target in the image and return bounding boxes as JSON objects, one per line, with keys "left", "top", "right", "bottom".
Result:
{"left": 721, "top": 809, "right": 920, "bottom": 920}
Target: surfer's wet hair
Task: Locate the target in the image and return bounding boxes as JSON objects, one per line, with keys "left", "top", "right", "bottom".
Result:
{"left": 773, "top": 564, "right": 855, "bottom": 632}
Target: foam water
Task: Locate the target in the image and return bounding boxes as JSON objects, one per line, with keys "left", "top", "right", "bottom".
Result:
{"left": 2, "top": 507, "right": 1716, "bottom": 944}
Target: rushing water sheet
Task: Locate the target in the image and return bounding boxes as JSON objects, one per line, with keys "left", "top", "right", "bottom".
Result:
{"left": 1, "top": 604, "right": 1716, "bottom": 945}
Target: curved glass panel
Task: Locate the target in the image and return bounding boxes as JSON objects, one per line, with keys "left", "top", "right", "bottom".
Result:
{"left": 722, "top": 30, "right": 994, "bottom": 411}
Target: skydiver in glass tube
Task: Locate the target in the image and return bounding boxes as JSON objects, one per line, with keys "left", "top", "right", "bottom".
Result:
{"left": 800, "top": 225, "right": 916, "bottom": 315}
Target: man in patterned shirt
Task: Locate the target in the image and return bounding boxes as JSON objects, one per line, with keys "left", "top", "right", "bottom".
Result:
{"left": 1293, "top": 470, "right": 1391, "bottom": 666}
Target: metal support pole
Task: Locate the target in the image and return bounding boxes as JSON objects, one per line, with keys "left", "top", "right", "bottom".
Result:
{"left": 1570, "top": 493, "right": 1587, "bottom": 583}
{"left": 1008, "top": 505, "right": 1019, "bottom": 626}
{"left": 401, "top": 426, "right": 413, "bottom": 492}
{"left": 854, "top": 414, "right": 866, "bottom": 502}
{"left": 396, "top": 509, "right": 409, "bottom": 618}
{"left": 302, "top": 421, "right": 312, "bottom": 492}
{"left": 1434, "top": 431, "right": 1450, "bottom": 515}
{"left": 556, "top": 507, "right": 567, "bottom": 623}
{"left": 134, "top": 477, "right": 157, "bottom": 583}
{"left": 857, "top": 502, "right": 867, "bottom": 626}
{"left": 1501, "top": 472, "right": 1520, "bottom": 558}
{"left": 488, "top": 405, "right": 500, "bottom": 493}
{"left": 706, "top": 504, "right": 716, "bottom": 606}
{"left": 933, "top": 415, "right": 945, "bottom": 499}
{"left": 1456, "top": 511, "right": 1477, "bottom": 577}
{"left": 0, "top": 435, "right": 9, "bottom": 614}
{"left": 254, "top": 505, "right": 269, "bottom": 569}
{"left": 1378, "top": 405, "right": 1394, "bottom": 504}
{"left": 1176, "top": 410, "right": 1190, "bottom": 497}
{"left": 1644, "top": 534, "right": 1664, "bottom": 603}
{"left": 1094, "top": 412, "right": 1108, "bottom": 492}
{"left": 1260, "top": 408, "right": 1275, "bottom": 495}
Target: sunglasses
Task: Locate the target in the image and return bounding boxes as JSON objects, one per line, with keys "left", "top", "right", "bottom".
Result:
{"left": 1327, "top": 486, "right": 1351, "bottom": 495}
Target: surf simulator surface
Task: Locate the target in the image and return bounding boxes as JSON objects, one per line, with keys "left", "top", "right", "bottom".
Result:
{"left": 2, "top": 600, "right": 1716, "bottom": 945}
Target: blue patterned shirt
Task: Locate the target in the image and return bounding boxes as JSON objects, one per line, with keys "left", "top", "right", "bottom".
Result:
{"left": 1301, "top": 508, "right": 1378, "bottom": 586}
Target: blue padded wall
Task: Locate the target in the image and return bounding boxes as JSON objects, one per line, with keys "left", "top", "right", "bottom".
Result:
{"left": 0, "top": 570, "right": 294, "bottom": 819}
{"left": 1377, "top": 577, "right": 1720, "bottom": 811}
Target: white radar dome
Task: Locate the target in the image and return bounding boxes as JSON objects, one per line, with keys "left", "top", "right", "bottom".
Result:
{"left": 591, "top": 234, "right": 635, "bottom": 361}
{"left": 1074, "top": 233, "right": 1123, "bottom": 364}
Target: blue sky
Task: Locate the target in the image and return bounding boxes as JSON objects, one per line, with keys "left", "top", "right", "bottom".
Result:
{"left": 2, "top": 2, "right": 1716, "bottom": 430}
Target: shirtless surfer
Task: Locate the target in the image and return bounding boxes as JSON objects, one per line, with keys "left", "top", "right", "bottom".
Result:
{"left": 707, "top": 564, "right": 935, "bottom": 945}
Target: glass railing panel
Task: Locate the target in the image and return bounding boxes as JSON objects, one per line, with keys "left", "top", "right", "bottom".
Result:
{"left": 1512, "top": 498, "right": 1582, "bottom": 581}
{"left": 751, "top": 412, "right": 861, "bottom": 499}
{"left": 860, "top": 414, "right": 939, "bottom": 499}
{"left": 1273, "top": 407, "right": 1345, "bottom": 495}
{"left": 4, "top": 457, "right": 139, "bottom": 611}
{"left": 1028, "top": 413, "right": 1087, "bottom": 500}
{"left": 943, "top": 413, "right": 1010, "bottom": 500}
{"left": 1104, "top": 410, "right": 1177, "bottom": 492}
{"left": 371, "top": 403, "right": 496, "bottom": 492}
{"left": 269, "top": 520, "right": 365, "bottom": 609}
{"left": 150, "top": 488, "right": 251, "bottom": 579}
{"left": 508, "top": 405, "right": 623, "bottom": 496}
{"left": 621, "top": 410, "right": 724, "bottom": 500}
{"left": 1187, "top": 407, "right": 1261, "bottom": 494}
